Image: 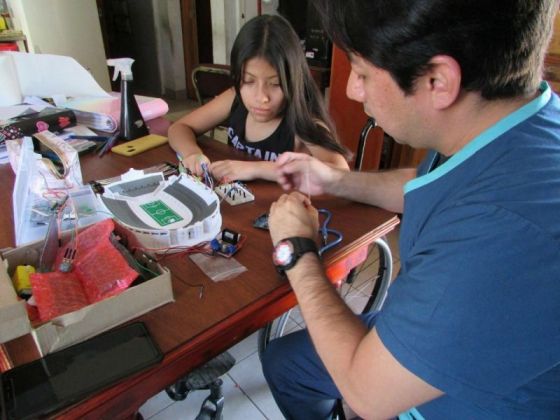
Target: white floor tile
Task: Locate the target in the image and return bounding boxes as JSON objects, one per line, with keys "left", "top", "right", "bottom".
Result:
{"left": 139, "top": 389, "right": 175, "bottom": 419}
{"left": 228, "top": 352, "right": 285, "bottom": 420}
{"left": 228, "top": 331, "right": 259, "bottom": 363}
{"left": 287, "top": 306, "right": 304, "bottom": 326}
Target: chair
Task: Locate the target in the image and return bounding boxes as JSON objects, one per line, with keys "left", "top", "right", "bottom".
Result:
{"left": 355, "top": 118, "right": 376, "bottom": 171}
{"left": 165, "top": 351, "right": 236, "bottom": 420}
{"left": 191, "top": 64, "right": 233, "bottom": 139}
{"left": 191, "top": 64, "right": 233, "bottom": 106}
{"left": 344, "top": 117, "right": 393, "bottom": 313}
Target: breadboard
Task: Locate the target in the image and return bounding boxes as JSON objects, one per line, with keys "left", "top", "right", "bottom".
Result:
{"left": 214, "top": 182, "right": 255, "bottom": 205}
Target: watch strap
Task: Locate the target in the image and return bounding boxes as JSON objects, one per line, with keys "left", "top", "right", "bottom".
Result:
{"left": 275, "top": 236, "right": 318, "bottom": 273}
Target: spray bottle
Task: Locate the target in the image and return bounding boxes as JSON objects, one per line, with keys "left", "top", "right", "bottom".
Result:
{"left": 107, "top": 58, "right": 149, "bottom": 141}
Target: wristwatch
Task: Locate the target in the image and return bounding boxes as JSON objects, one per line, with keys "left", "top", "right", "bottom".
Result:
{"left": 272, "top": 237, "right": 318, "bottom": 274}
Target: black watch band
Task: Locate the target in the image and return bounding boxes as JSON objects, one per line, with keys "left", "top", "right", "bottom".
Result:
{"left": 272, "top": 237, "right": 319, "bottom": 274}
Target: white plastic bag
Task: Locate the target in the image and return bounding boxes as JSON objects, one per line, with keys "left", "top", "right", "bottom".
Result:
{"left": 12, "top": 133, "right": 83, "bottom": 245}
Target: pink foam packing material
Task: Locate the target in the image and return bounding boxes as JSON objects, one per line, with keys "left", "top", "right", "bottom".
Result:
{"left": 31, "top": 219, "right": 139, "bottom": 322}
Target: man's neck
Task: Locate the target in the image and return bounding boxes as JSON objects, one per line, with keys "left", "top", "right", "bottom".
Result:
{"left": 435, "top": 90, "right": 540, "bottom": 157}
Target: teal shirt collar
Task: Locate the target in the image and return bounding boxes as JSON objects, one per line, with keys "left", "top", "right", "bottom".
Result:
{"left": 404, "top": 81, "right": 552, "bottom": 194}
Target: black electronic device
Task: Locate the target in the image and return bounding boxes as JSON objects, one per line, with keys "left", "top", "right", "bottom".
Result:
{"left": 0, "top": 322, "right": 162, "bottom": 420}
{"left": 253, "top": 213, "right": 269, "bottom": 230}
{"left": 278, "top": 0, "right": 332, "bottom": 68}
{"left": 304, "top": 2, "right": 332, "bottom": 68}
{"left": 221, "top": 229, "right": 239, "bottom": 245}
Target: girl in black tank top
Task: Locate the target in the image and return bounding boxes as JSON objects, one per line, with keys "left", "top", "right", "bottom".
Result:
{"left": 168, "top": 14, "right": 349, "bottom": 182}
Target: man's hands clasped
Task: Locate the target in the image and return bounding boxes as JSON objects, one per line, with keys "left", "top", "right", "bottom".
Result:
{"left": 269, "top": 192, "right": 320, "bottom": 246}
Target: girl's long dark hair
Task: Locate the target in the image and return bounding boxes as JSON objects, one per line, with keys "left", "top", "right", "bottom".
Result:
{"left": 230, "top": 14, "right": 349, "bottom": 157}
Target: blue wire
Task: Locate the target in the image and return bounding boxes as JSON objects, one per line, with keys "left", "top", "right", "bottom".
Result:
{"left": 318, "top": 209, "right": 343, "bottom": 256}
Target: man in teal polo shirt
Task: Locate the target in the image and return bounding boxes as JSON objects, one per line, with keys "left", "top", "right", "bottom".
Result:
{"left": 262, "top": 0, "right": 560, "bottom": 418}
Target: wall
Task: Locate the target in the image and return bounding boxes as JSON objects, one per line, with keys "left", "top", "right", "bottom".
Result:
{"left": 7, "top": 0, "right": 111, "bottom": 91}
{"left": 153, "top": 0, "right": 186, "bottom": 98}
{"left": 210, "top": 0, "right": 261, "bottom": 64}
{"left": 210, "top": 0, "right": 227, "bottom": 64}
{"left": 261, "top": 0, "right": 279, "bottom": 15}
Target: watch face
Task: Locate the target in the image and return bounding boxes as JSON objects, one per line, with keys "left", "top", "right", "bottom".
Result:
{"left": 273, "top": 240, "right": 294, "bottom": 267}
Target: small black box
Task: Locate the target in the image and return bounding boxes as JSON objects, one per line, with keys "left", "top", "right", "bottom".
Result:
{"left": 0, "top": 107, "right": 76, "bottom": 140}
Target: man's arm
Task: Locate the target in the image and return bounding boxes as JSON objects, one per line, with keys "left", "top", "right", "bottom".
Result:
{"left": 287, "top": 253, "right": 443, "bottom": 419}
{"left": 323, "top": 167, "right": 415, "bottom": 214}
{"left": 276, "top": 152, "right": 415, "bottom": 213}
{"left": 269, "top": 193, "right": 442, "bottom": 418}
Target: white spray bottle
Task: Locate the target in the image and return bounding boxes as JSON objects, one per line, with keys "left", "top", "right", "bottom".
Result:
{"left": 107, "top": 58, "right": 149, "bottom": 141}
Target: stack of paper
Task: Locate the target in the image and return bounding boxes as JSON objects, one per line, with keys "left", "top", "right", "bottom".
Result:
{"left": 59, "top": 93, "right": 169, "bottom": 133}
{"left": 0, "top": 52, "right": 169, "bottom": 133}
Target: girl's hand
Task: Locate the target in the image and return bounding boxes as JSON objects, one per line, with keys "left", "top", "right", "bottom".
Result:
{"left": 269, "top": 192, "right": 319, "bottom": 245}
{"left": 210, "top": 160, "right": 257, "bottom": 182}
{"left": 181, "top": 153, "right": 211, "bottom": 176}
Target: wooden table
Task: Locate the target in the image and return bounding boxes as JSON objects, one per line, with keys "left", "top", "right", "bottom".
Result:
{"left": 0, "top": 119, "right": 399, "bottom": 419}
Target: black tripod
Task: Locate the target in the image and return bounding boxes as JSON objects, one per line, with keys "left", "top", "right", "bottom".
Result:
{"left": 165, "top": 352, "right": 236, "bottom": 420}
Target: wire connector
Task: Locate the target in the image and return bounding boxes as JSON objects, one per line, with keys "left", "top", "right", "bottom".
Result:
{"left": 58, "top": 247, "right": 77, "bottom": 272}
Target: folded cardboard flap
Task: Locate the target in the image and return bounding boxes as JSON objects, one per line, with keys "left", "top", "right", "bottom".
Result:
{"left": 0, "top": 224, "right": 174, "bottom": 355}
{"left": 32, "top": 266, "right": 172, "bottom": 355}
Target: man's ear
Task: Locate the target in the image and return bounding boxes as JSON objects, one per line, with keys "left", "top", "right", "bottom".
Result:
{"left": 422, "top": 55, "right": 462, "bottom": 110}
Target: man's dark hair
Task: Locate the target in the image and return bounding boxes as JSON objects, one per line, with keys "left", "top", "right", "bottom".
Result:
{"left": 230, "top": 14, "right": 348, "bottom": 156}
{"left": 312, "top": 0, "right": 558, "bottom": 99}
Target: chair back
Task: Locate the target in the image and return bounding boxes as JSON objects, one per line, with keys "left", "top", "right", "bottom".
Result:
{"left": 191, "top": 64, "right": 233, "bottom": 106}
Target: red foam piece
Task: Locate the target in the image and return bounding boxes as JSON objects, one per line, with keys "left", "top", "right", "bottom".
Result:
{"left": 30, "top": 219, "right": 138, "bottom": 322}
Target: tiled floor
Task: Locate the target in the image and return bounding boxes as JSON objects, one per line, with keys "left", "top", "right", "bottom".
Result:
{"left": 138, "top": 227, "right": 401, "bottom": 420}
{"left": 141, "top": 98, "right": 401, "bottom": 419}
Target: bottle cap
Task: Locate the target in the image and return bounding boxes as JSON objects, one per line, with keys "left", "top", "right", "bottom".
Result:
{"left": 107, "top": 58, "right": 135, "bottom": 81}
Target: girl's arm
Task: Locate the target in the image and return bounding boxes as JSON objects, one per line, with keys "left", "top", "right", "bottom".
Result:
{"left": 210, "top": 132, "right": 350, "bottom": 182}
{"left": 210, "top": 160, "right": 279, "bottom": 182}
{"left": 301, "top": 141, "right": 350, "bottom": 170}
{"left": 168, "top": 88, "right": 235, "bottom": 174}
{"left": 295, "top": 135, "right": 350, "bottom": 171}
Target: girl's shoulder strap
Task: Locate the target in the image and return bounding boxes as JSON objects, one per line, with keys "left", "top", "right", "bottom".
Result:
{"left": 230, "top": 93, "right": 244, "bottom": 114}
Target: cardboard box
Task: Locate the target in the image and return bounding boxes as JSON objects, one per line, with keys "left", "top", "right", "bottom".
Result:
{"left": 0, "top": 231, "right": 174, "bottom": 355}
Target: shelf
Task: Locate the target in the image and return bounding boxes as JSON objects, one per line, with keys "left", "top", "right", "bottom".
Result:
{"left": 0, "top": 30, "right": 28, "bottom": 51}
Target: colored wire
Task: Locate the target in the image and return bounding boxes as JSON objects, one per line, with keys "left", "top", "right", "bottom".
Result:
{"left": 317, "top": 208, "right": 343, "bottom": 256}
{"left": 200, "top": 162, "right": 215, "bottom": 189}
{"left": 135, "top": 254, "right": 205, "bottom": 299}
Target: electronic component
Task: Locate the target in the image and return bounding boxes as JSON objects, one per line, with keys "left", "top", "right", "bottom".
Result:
{"left": 214, "top": 182, "right": 255, "bottom": 206}
{"left": 11, "top": 265, "right": 35, "bottom": 297}
{"left": 221, "top": 228, "right": 239, "bottom": 245}
{"left": 58, "top": 247, "right": 77, "bottom": 273}
{"left": 210, "top": 229, "right": 245, "bottom": 258}
{"left": 253, "top": 213, "right": 269, "bottom": 230}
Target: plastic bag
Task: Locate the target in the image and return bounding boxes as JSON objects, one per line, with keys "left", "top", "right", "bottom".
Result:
{"left": 189, "top": 253, "right": 247, "bottom": 282}
{"left": 11, "top": 133, "right": 83, "bottom": 245}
